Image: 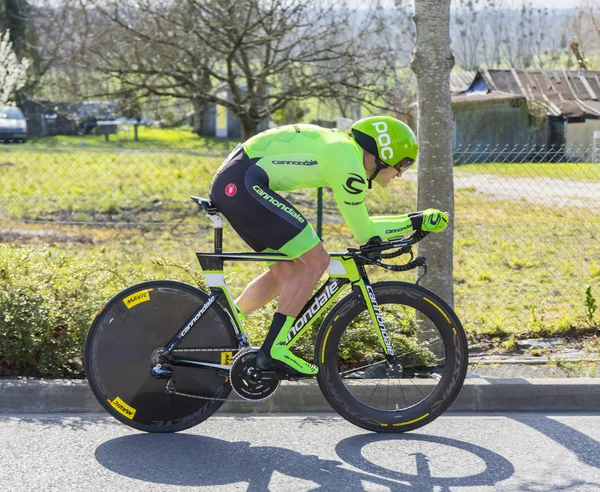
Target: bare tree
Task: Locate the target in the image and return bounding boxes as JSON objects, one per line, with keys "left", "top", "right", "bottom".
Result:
{"left": 25, "top": 0, "right": 84, "bottom": 97}
{"left": 569, "top": 0, "right": 600, "bottom": 69}
{"left": 579, "top": 0, "right": 600, "bottom": 41}
{"left": 448, "top": 1, "right": 571, "bottom": 71}
{"left": 55, "top": 1, "right": 215, "bottom": 133}
{"left": 67, "top": 0, "right": 397, "bottom": 139}
{"left": 486, "top": 5, "right": 506, "bottom": 68}
{"left": 410, "top": 0, "right": 455, "bottom": 306}
{"left": 320, "top": 2, "right": 416, "bottom": 121}
{"left": 452, "top": 0, "right": 486, "bottom": 71}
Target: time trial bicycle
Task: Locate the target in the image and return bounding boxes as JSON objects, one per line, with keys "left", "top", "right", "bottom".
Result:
{"left": 84, "top": 196, "right": 468, "bottom": 433}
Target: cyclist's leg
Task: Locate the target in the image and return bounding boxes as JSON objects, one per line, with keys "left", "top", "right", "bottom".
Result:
{"left": 227, "top": 223, "right": 328, "bottom": 376}
{"left": 238, "top": 189, "right": 329, "bottom": 375}
{"left": 234, "top": 261, "right": 296, "bottom": 316}
{"left": 210, "top": 152, "right": 280, "bottom": 315}
{"left": 232, "top": 224, "right": 327, "bottom": 375}
{"left": 277, "top": 242, "right": 330, "bottom": 315}
{"left": 258, "top": 242, "right": 329, "bottom": 375}
{"left": 210, "top": 153, "right": 326, "bottom": 375}
{"left": 235, "top": 248, "right": 329, "bottom": 316}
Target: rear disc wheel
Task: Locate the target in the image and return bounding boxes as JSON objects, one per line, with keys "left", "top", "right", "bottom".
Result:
{"left": 85, "top": 280, "right": 238, "bottom": 432}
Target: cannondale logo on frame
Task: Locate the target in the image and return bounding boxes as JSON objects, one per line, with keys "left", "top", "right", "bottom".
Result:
{"left": 225, "top": 183, "right": 237, "bottom": 197}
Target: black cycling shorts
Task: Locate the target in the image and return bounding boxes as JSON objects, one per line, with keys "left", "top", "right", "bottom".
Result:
{"left": 209, "top": 146, "right": 319, "bottom": 258}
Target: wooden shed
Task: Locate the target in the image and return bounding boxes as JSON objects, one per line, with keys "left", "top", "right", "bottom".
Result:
{"left": 451, "top": 69, "right": 600, "bottom": 162}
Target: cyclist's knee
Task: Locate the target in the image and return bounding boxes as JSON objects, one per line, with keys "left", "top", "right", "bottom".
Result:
{"left": 269, "top": 261, "right": 295, "bottom": 288}
{"left": 298, "top": 243, "right": 329, "bottom": 277}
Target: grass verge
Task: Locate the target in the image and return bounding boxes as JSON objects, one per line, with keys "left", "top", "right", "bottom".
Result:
{"left": 1, "top": 146, "right": 599, "bottom": 376}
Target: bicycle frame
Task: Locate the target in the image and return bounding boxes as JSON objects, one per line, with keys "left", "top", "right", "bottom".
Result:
{"left": 161, "top": 211, "right": 396, "bottom": 372}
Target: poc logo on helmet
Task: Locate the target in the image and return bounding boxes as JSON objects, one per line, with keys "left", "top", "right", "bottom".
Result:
{"left": 372, "top": 121, "right": 393, "bottom": 160}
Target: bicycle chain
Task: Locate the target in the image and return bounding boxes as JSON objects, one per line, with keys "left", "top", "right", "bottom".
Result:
{"left": 172, "top": 348, "right": 240, "bottom": 353}
{"left": 166, "top": 379, "right": 254, "bottom": 403}
{"left": 164, "top": 348, "right": 276, "bottom": 404}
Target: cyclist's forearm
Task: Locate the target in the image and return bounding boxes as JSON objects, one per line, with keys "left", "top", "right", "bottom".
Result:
{"left": 371, "top": 214, "right": 411, "bottom": 223}
{"left": 333, "top": 197, "right": 414, "bottom": 242}
{"left": 370, "top": 215, "right": 414, "bottom": 240}
{"left": 330, "top": 179, "right": 414, "bottom": 242}
{"left": 343, "top": 213, "right": 413, "bottom": 243}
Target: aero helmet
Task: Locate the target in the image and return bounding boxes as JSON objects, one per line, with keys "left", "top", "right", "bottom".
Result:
{"left": 350, "top": 116, "right": 418, "bottom": 186}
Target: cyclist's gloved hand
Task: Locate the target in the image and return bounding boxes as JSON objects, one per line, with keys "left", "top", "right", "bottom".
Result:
{"left": 408, "top": 209, "right": 449, "bottom": 233}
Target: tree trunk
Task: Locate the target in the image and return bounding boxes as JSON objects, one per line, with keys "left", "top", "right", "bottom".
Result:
{"left": 410, "top": 0, "right": 455, "bottom": 307}
{"left": 4, "top": 0, "right": 27, "bottom": 57}
{"left": 192, "top": 98, "right": 206, "bottom": 136}
{"left": 241, "top": 115, "right": 259, "bottom": 141}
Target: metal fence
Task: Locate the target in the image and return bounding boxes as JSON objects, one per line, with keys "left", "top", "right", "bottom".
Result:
{"left": 0, "top": 146, "right": 228, "bottom": 248}
{"left": 1, "top": 143, "right": 598, "bottom": 336}
{"left": 452, "top": 144, "right": 600, "bottom": 165}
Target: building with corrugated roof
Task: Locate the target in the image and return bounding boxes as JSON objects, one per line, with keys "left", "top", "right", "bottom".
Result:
{"left": 451, "top": 69, "right": 600, "bottom": 160}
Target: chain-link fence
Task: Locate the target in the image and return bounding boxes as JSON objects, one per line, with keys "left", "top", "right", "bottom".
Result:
{"left": 0, "top": 146, "right": 229, "bottom": 250}
{"left": 1, "top": 143, "right": 598, "bottom": 338}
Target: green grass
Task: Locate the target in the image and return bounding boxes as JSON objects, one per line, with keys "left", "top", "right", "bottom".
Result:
{"left": 23, "top": 126, "right": 238, "bottom": 151}
{"left": 317, "top": 187, "right": 600, "bottom": 341}
{"left": 0, "top": 146, "right": 228, "bottom": 221}
{"left": 451, "top": 193, "right": 600, "bottom": 339}
{"left": 0, "top": 144, "right": 417, "bottom": 223}
{"left": 1, "top": 145, "right": 599, "bottom": 360}
{"left": 455, "top": 162, "right": 600, "bottom": 181}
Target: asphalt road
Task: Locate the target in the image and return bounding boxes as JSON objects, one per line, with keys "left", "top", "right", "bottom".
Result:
{"left": 402, "top": 170, "right": 600, "bottom": 209}
{"left": 1, "top": 413, "right": 600, "bottom": 491}
{"left": 452, "top": 172, "right": 600, "bottom": 209}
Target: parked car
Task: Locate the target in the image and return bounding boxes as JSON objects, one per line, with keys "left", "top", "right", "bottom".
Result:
{"left": 0, "top": 106, "right": 27, "bottom": 143}
{"left": 69, "top": 103, "right": 98, "bottom": 135}
{"left": 68, "top": 101, "right": 118, "bottom": 135}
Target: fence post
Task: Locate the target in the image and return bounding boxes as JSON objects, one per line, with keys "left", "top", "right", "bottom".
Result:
{"left": 317, "top": 187, "right": 323, "bottom": 240}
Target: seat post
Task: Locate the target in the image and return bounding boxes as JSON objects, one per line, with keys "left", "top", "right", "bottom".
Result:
{"left": 190, "top": 197, "right": 223, "bottom": 253}
{"left": 206, "top": 213, "right": 223, "bottom": 253}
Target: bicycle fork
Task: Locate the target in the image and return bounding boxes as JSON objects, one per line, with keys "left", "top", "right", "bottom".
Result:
{"left": 355, "top": 270, "right": 396, "bottom": 359}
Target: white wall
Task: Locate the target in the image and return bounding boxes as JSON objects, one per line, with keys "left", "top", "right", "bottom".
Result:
{"left": 566, "top": 119, "right": 600, "bottom": 153}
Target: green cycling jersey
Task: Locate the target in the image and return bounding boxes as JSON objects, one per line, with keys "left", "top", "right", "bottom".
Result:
{"left": 243, "top": 124, "right": 414, "bottom": 244}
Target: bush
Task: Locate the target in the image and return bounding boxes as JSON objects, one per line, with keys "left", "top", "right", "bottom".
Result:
{"left": 0, "top": 245, "right": 441, "bottom": 377}
{"left": 0, "top": 245, "right": 150, "bottom": 377}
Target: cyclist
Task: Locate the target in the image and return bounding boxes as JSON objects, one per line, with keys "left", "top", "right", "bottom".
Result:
{"left": 209, "top": 116, "right": 448, "bottom": 377}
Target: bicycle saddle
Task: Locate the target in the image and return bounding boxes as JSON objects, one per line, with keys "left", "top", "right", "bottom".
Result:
{"left": 191, "top": 196, "right": 219, "bottom": 214}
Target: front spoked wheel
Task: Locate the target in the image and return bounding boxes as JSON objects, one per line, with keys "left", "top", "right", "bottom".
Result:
{"left": 315, "top": 281, "right": 468, "bottom": 433}
{"left": 85, "top": 280, "right": 239, "bottom": 433}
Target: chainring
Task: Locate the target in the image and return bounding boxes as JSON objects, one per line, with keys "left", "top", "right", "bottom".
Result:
{"left": 229, "top": 348, "right": 280, "bottom": 401}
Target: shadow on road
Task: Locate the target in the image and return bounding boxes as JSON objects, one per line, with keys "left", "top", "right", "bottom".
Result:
{"left": 336, "top": 433, "right": 514, "bottom": 489}
{"left": 95, "top": 432, "right": 514, "bottom": 491}
{"left": 477, "top": 376, "right": 600, "bottom": 469}
{"left": 510, "top": 413, "right": 600, "bottom": 469}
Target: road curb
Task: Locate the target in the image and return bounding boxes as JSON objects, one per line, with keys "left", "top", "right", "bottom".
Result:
{"left": 1, "top": 378, "right": 600, "bottom": 414}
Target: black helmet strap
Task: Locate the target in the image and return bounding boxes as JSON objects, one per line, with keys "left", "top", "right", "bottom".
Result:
{"left": 368, "top": 157, "right": 389, "bottom": 189}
